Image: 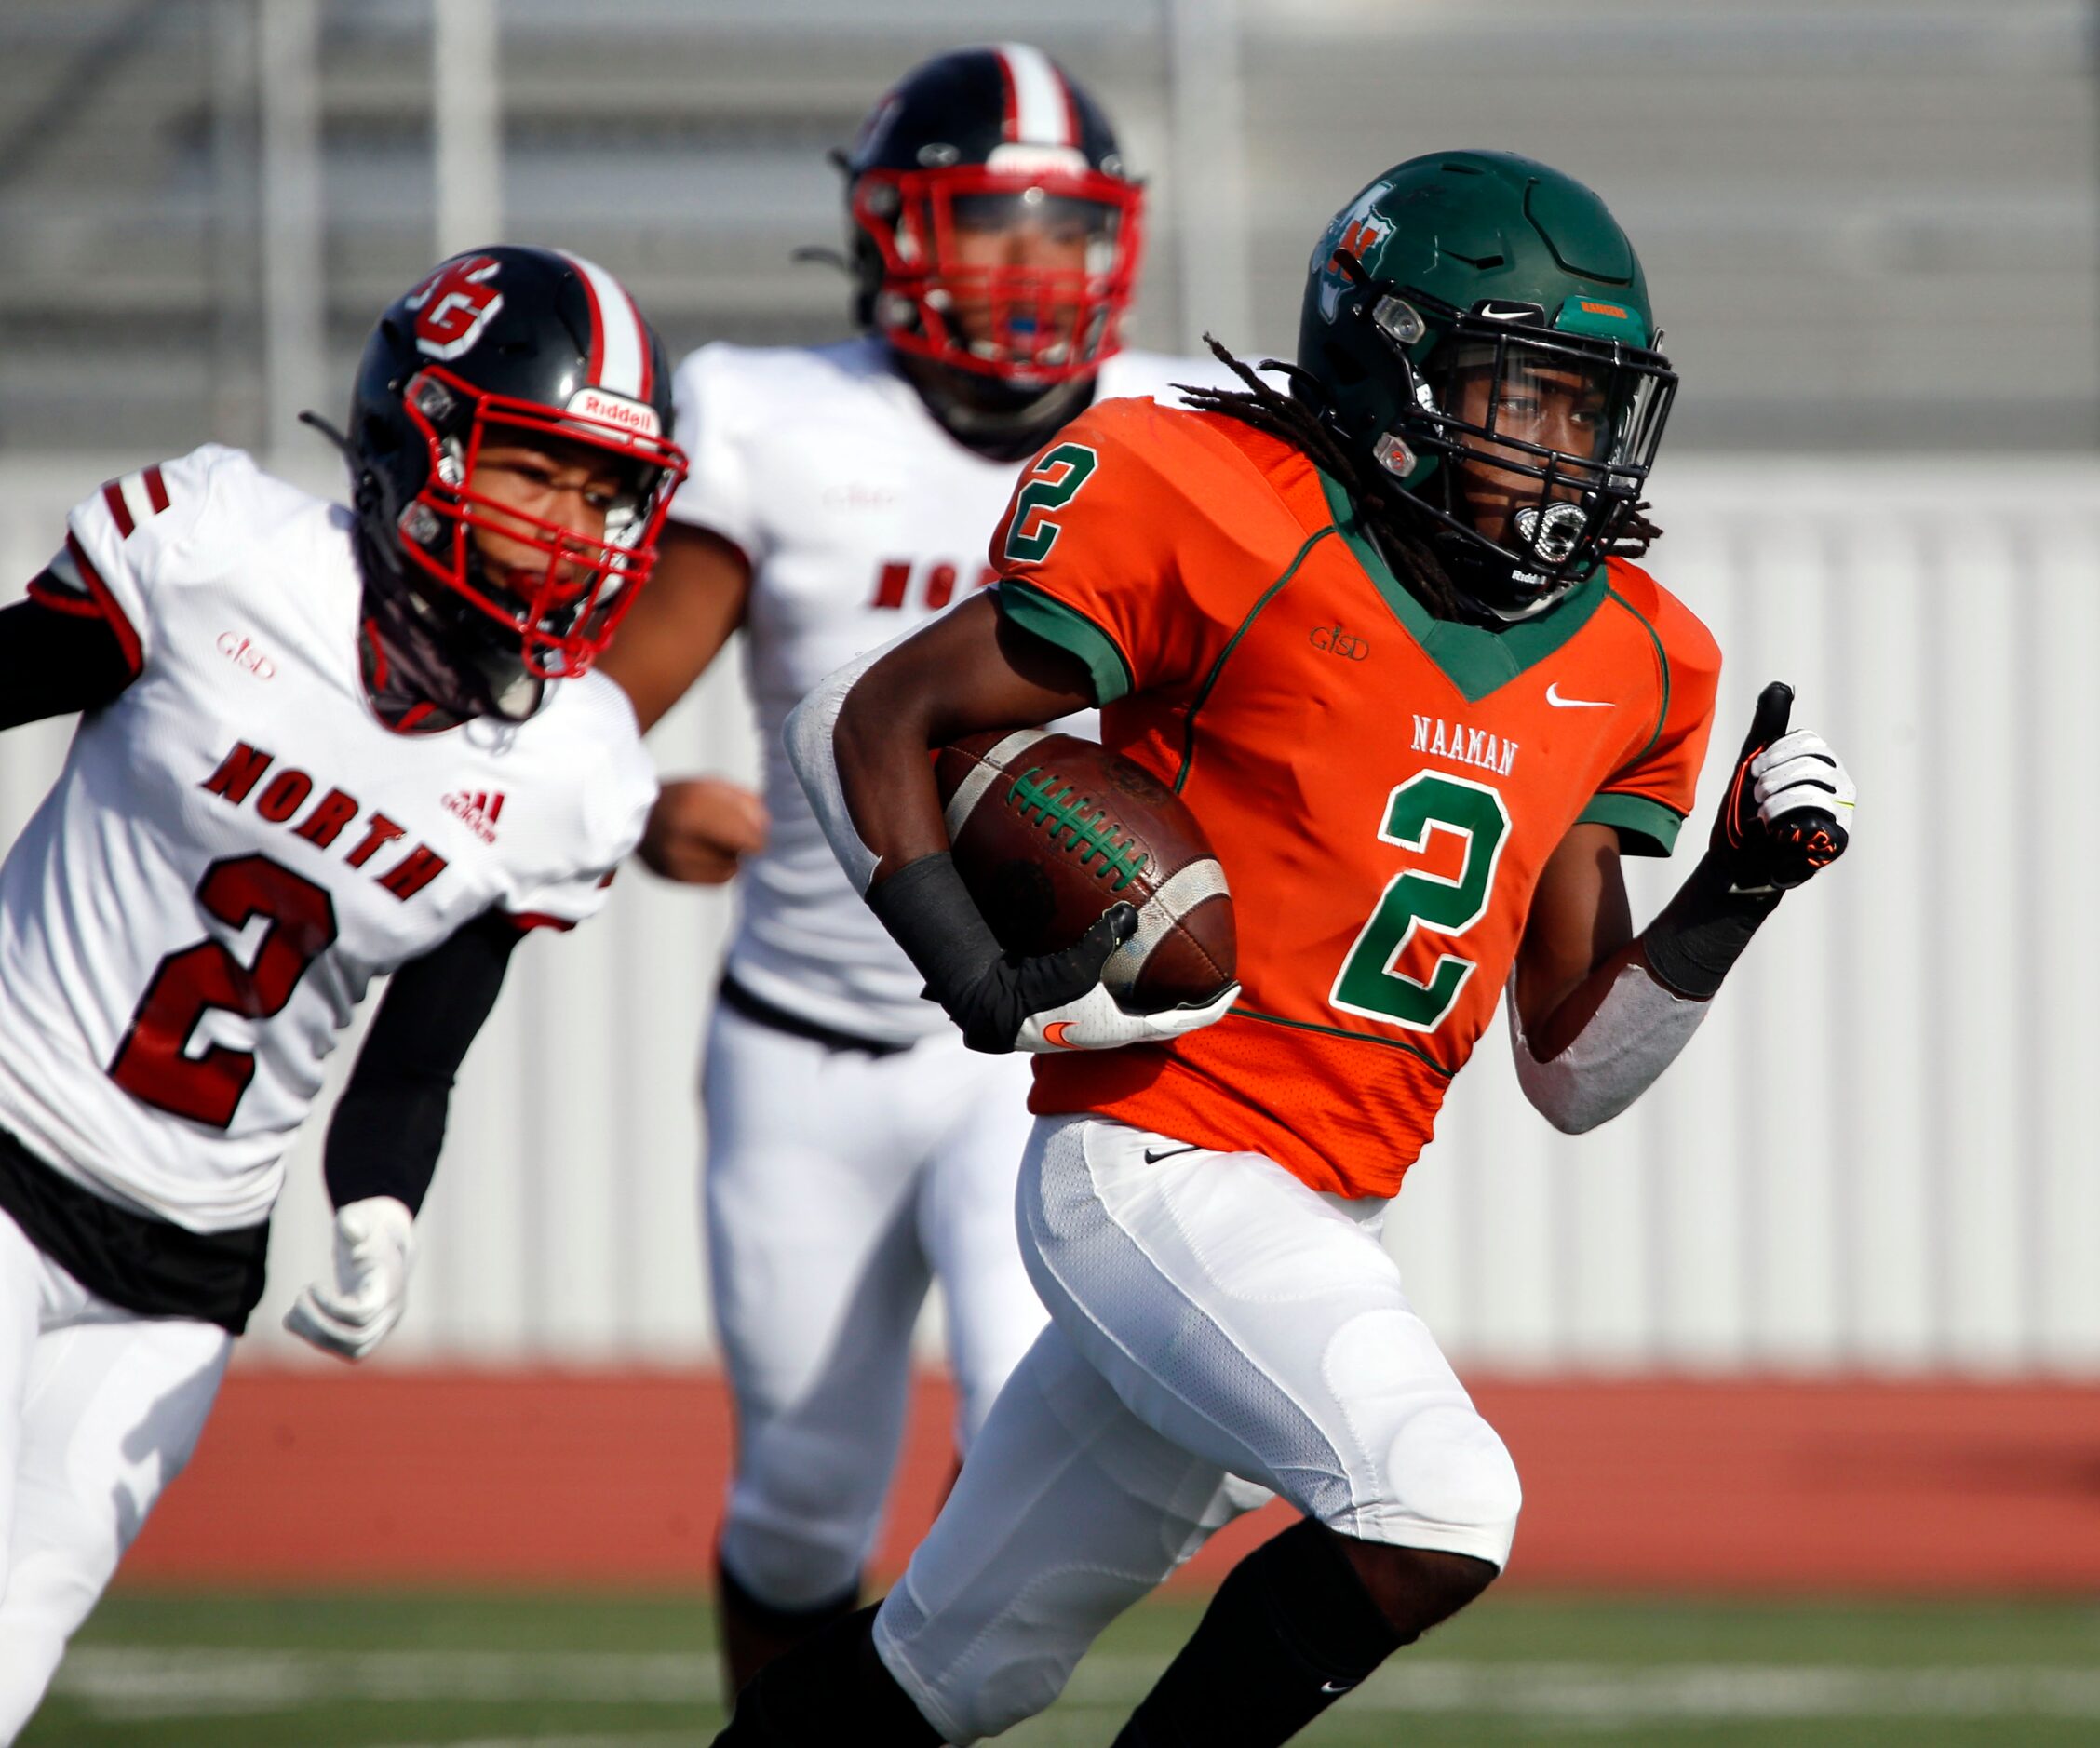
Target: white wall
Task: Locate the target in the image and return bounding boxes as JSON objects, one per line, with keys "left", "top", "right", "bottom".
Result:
{"left": 2, "top": 453, "right": 2093, "bottom": 1374}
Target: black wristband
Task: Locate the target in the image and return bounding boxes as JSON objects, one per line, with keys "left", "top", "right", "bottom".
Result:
{"left": 1639, "top": 848, "right": 1783, "bottom": 1001}
{"left": 865, "top": 852, "right": 1004, "bottom": 1013}
{"left": 865, "top": 852, "right": 1132, "bottom": 1053}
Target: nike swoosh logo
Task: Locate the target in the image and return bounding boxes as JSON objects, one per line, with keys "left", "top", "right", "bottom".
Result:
{"left": 1545, "top": 682, "right": 1612, "bottom": 708}
{"left": 1320, "top": 1679, "right": 1357, "bottom": 1694}
{"left": 1475, "top": 302, "right": 1541, "bottom": 322}
{"left": 1042, "top": 1022, "right": 1080, "bottom": 1049}
{"left": 1143, "top": 1144, "right": 1200, "bottom": 1163}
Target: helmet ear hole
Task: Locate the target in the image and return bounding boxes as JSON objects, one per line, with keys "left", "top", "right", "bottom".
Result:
{"left": 358, "top": 414, "right": 401, "bottom": 458}
{"left": 1321, "top": 340, "right": 1367, "bottom": 388}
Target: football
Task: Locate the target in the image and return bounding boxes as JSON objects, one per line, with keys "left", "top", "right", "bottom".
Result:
{"left": 935, "top": 729, "right": 1236, "bottom": 1013}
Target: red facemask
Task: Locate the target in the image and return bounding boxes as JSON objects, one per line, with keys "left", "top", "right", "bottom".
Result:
{"left": 394, "top": 368, "right": 690, "bottom": 679}
{"left": 854, "top": 161, "right": 1144, "bottom": 386}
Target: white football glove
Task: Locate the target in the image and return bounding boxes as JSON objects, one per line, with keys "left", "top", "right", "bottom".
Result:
{"left": 1710, "top": 683, "right": 1855, "bottom": 892}
{"left": 284, "top": 1195, "right": 415, "bottom": 1362}
{"left": 1751, "top": 727, "right": 1857, "bottom": 834}
{"left": 1016, "top": 978, "right": 1241, "bottom": 1053}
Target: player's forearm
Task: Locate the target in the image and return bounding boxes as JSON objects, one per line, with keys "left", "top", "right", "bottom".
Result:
{"left": 787, "top": 594, "right": 1095, "bottom": 893}
{"left": 784, "top": 639, "right": 931, "bottom": 894}
{"left": 323, "top": 911, "right": 519, "bottom": 1212}
{"left": 1513, "top": 841, "right": 1779, "bottom": 1133}
{"left": 1513, "top": 685, "right": 1857, "bottom": 1134}
{"left": 1510, "top": 950, "right": 1711, "bottom": 1135}
{"left": 834, "top": 658, "right": 965, "bottom": 880}
{"left": 0, "top": 595, "right": 137, "bottom": 729}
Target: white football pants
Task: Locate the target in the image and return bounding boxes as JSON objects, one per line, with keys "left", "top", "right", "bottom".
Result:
{"left": 873, "top": 1113, "right": 1523, "bottom": 1744}
{"left": 0, "top": 1209, "right": 231, "bottom": 1743}
{"left": 703, "top": 1001, "right": 1046, "bottom": 1610}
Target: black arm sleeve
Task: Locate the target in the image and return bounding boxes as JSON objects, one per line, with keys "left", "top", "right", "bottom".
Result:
{"left": 323, "top": 908, "right": 525, "bottom": 1213}
{"left": 0, "top": 592, "right": 137, "bottom": 730}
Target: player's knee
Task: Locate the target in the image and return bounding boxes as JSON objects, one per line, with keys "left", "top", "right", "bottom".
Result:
{"left": 724, "top": 1431, "right": 888, "bottom": 1606}
{"left": 1383, "top": 1401, "right": 1523, "bottom": 1557}
{"left": 1319, "top": 1310, "right": 1523, "bottom": 1566}
{"left": 0, "top": 1546, "right": 110, "bottom": 1740}
{"left": 876, "top": 1581, "right": 1084, "bottom": 1743}
{"left": 740, "top": 1421, "right": 888, "bottom": 1531}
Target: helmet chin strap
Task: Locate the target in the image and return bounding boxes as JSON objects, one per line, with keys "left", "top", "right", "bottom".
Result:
{"left": 353, "top": 526, "right": 543, "bottom": 726}
{"left": 1418, "top": 455, "right": 1587, "bottom": 623}
{"left": 895, "top": 352, "right": 1097, "bottom": 463}
{"left": 1440, "top": 531, "right": 1582, "bottom": 624}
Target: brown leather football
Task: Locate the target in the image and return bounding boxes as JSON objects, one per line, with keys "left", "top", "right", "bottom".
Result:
{"left": 935, "top": 729, "right": 1235, "bottom": 1013}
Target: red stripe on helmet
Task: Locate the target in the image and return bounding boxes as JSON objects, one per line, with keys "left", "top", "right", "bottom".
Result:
{"left": 571, "top": 256, "right": 608, "bottom": 384}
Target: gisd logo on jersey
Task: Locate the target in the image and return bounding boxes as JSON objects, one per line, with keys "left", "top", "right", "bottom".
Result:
{"left": 1313, "top": 182, "right": 1393, "bottom": 323}
{"left": 406, "top": 255, "right": 505, "bottom": 361}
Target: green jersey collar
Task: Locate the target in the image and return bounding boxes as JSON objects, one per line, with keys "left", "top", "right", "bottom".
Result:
{"left": 1316, "top": 467, "right": 1608, "bottom": 704}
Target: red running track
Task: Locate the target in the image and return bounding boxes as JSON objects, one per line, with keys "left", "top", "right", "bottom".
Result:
{"left": 120, "top": 1367, "right": 2100, "bottom": 1593}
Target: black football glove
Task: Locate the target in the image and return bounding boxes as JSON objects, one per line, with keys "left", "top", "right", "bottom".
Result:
{"left": 867, "top": 854, "right": 1236, "bottom": 1054}
{"left": 1710, "top": 681, "right": 1856, "bottom": 894}
{"left": 1644, "top": 680, "right": 1857, "bottom": 1000}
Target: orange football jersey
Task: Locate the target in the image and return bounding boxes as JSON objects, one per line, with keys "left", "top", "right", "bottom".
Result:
{"left": 989, "top": 397, "right": 1720, "bottom": 1199}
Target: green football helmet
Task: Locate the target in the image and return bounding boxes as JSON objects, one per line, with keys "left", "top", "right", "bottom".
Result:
{"left": 1298, "top": 150, "right": 1676, "bottom": 617}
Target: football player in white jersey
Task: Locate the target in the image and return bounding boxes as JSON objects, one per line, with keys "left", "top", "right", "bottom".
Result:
{"left": 0, "top": 245, "right": 685, "bottom": 1736}
{"left": 599, "top": 45, "right": 1218, "bottom": 1694}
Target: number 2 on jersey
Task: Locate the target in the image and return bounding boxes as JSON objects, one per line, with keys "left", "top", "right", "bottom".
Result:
{"left": 1329, "top": 773, "right": 1510, "bottom": 1034}
{"left": 1003, "top": 443, "right": 1097, "bottom": 564}
{"left": 109, "top": 854, "right": 338, "bottom": 1128}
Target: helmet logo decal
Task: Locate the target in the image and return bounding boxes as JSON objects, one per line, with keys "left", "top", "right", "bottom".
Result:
{"left": 565, "top": 386, "right": 661, "bottom": 439}
{"left": 405, "top": 256, "right": 505, "bottom": 361}
{"left": 1474, "top": 301, "right": 1547, "bottom": 323}
{"left": 1313, "top": 181, "right": 1393, "bottom": 321}
{"left": 985, "top": 141, "right": 1091, "bottom": 175}
{"left": 1339, "top": 220, "right": 1384, "bottom": 259}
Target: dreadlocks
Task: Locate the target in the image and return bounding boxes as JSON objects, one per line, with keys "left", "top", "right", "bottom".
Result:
{"left": 1173, "top": 336, "right": 1663, "bottom": 621}
{"left": 1174, "top": 337, "right": 1464, "bottom": 619}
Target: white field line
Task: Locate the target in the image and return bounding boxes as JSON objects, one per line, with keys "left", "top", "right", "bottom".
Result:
{"left": 55, "top": 1649, "right": 716, "bottom": 1718}
{"left": 372, "top": 1739, "right": 698, "bottom": 1748}
{"left": 371, "top": 1739, "right": 696, "bottom": 1748}
{"left": 53, "top": 1647, "right": 2100, "bottom": 1726}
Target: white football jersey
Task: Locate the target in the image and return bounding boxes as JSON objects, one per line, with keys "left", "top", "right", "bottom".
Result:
{"left": 0, "top": 445, "right": 655, "bottom": 1232}
{"left": 669, "top": 336, "right": 1220, "bottom": 1043}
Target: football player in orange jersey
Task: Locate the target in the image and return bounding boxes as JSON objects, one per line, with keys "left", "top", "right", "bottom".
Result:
{"left": 596, "top": 47, "right": 1231, "bottom": 1701}
{"left": 719, "top": 152, "right": 1856, "bottom": 1746}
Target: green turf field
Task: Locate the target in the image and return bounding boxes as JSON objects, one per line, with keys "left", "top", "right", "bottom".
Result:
{"left": 23, "top": 1591, "right": 2100, "bottom": 1746}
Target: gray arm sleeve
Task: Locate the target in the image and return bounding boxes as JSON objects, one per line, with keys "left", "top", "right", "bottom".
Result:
{"left": 782, "top": 640, "right": 902, "bottom": 896}
{"left": 1506, "top": 961, "right": 1712, "bottom": 1135}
